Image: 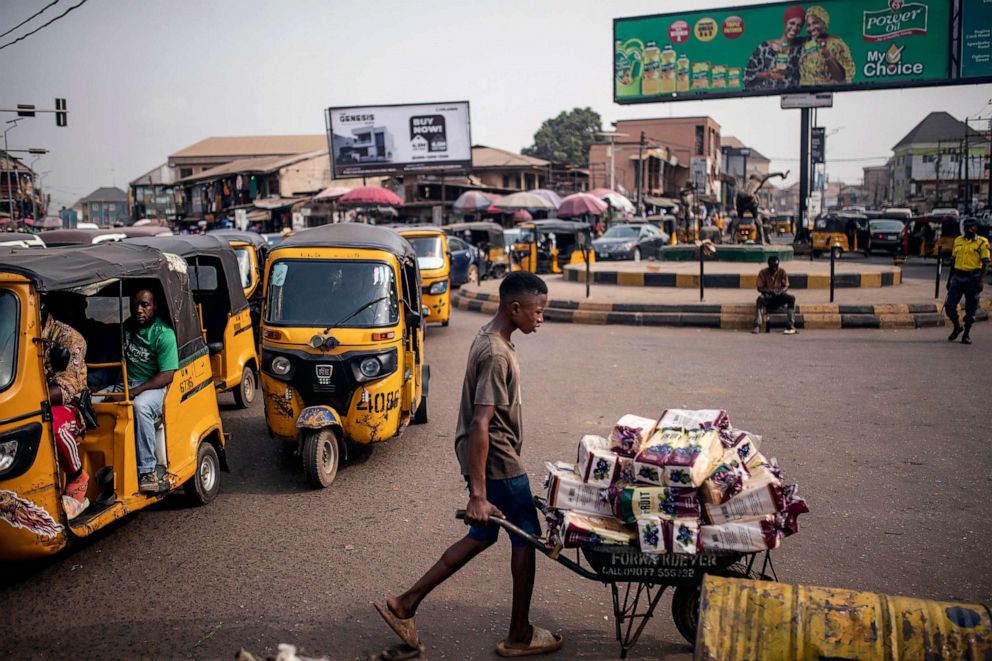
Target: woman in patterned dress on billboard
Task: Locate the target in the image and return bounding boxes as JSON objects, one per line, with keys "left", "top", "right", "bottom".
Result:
{"left": 743, "top": 6, "right": 807, "bottom": 91}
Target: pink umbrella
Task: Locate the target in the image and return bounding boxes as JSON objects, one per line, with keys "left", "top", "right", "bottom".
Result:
{"left": 314, "top": 186, "right": 353, "bottom": 201}
{"left": 558, "top": 193, "right": 608, "bottom": 218}
{"left": 511, "top": 209, "right": 532, "bottom": 223}
{"left": 338, "top": 186, "right": 404, "bottom": 207}
{"left": 588, "top": 188, "right": 617, "bottom": 198}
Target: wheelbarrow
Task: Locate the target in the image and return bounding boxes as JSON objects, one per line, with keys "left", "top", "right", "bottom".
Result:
{"left": 457, "top": 497, "right": 778, "bottom": 658}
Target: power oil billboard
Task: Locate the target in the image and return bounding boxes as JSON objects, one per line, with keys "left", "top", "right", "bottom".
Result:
{"left": 614, "top": 0, "right": 963, "bottom": 103}
{"left": 325, "top": 101, "right": 472, "bottom": 177}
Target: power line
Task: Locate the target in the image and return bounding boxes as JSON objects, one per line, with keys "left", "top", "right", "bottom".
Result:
{"left": 0, "top": 0, "right": 87, "bottom": 52}
{"left": 0, "top": 0, "right": 61, "bottom": 40}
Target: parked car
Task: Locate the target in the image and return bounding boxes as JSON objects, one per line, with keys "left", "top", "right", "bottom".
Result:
{"left": 592, "top": 223, "right": 668, "bottom": 261}
{"left": 446, "top": 234, "right": 482, "bottom": 286}
{"left": 867, "top": 219, "right": 905, "bottom": 255}
{"left": 0, "top": 233, "right": 46, "bottom": 249}
{"left": 882, "top": 207, "right": 913, "bottom": 221}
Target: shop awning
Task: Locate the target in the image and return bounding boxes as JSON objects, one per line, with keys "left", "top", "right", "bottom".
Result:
{"left": 253, "top": 197, "right": 301, "bottom": 210}
{"left": 644, "top": 196, "right": 678, "bottom": 207}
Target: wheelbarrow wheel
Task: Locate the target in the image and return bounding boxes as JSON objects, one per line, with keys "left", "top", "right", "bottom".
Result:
{"left": 671, "top": 565, "right": 757, "bottom": 645}
{"left": 302, "top": 428, "right": 339, "bottom": 489}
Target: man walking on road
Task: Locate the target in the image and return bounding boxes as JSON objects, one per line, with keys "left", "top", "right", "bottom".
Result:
{"left": 945, "top": 217, "right": 990, "bottom": 345}
{"left": 753, "top": 256, "right": 797, "bottom": 334}
{"left": 375, "top": 272, "right": 562, "bottom": 658}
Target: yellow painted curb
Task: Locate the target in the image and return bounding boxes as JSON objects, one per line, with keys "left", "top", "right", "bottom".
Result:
{"left": 739, "top": 274, "right": 758, "bottom": 289}
{"left": 572, "top": 310, "right": 608, "bottom": 325}
{"left": 803, "top": 314, "right": 843, "bottom": 329}
{"left": 797, "top": 304, "right": 840, "bottom": 314}
{"left": 721, "top": 304, "right": 754, "bottom": 315}
{"left": 861, "top": 272, "right": 882, "bottom": 288}
{"left": 578, "top": 301, "right": 614, "bottom": 312}
{"left": 806, "top": 275, "right": 830, "bottom": 289}
{"left": 893, "top": 270, "right": 902, "bottom": 285}
{"left": 720, "top": 315, "right": 753, "bottom": 330}
{"left": 874, "top": 304, "right": 909, "bottom": 315}
{"left": 617, "top": 271, "right": 645, "bottom": 287}
{"left": 676, "top": 273, "right": 698, "bottom": 288}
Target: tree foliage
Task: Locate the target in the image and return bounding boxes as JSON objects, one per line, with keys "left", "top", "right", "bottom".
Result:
{"left": 522, "top": 107, "right": 603, "bottom": 165}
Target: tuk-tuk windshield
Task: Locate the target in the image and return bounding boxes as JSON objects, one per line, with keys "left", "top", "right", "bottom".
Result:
{"left": 266, "top": 260, "right": 399, "bottom": 328}
{"left": 233, "top": 247, "right": 252, "bottom": 288}
{"left": 407, "top": 236, "right": 445, "bottom": 271}
{"left": 0, "top": 291, "right": 17, "bottom": 391}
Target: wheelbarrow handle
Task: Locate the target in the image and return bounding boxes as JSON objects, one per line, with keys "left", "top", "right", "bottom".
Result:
{"left": 454, "top": 509, "right": 546, "bottom": 550}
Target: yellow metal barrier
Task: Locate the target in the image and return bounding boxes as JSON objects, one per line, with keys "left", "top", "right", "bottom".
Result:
{"left": 696, "top": 576, "right": 991, "bottom": 661}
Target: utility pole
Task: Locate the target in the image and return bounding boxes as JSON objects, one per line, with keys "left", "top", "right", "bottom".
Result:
{"left": 964, "top": 118, "right": 971, "bottom": 213}
{"left": 636, "top": 130, "right": 645, "bottom": 215}
{"left": 935, "top": 140, "right": 943, "bottom": 206}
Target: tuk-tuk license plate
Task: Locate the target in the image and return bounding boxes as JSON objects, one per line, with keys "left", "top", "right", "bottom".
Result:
{"left": 315, "top": 365, "right": 333, "bottom": 385}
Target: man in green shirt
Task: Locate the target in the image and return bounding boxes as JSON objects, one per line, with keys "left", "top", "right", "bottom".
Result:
{"left": 123, "top": 288, "right": 178, "bottom": 493}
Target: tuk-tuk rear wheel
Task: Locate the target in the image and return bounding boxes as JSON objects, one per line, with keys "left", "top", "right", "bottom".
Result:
{"left": 302, "top": 428, "right": 339, "bottom": 489}
{"left": 184, "top": 442, "right": 221, "bottom": 505}
{"left": 233, "top": 366, "right": 256, "bottom": 409}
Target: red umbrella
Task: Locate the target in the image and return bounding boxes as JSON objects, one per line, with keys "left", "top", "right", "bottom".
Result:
{"left": 558, "top": 193, "right": 608, "bottom": 218}
{"left": 511, "top": 209, "right": 532, "bottom": 223}
{"left": 338, "top": 186, "right": 404, "bottom": 206}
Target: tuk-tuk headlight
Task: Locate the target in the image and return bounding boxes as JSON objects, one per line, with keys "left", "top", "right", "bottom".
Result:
{"left": 271, "top": 356, "right": 292, "bottom": 376}
{"left": 0, "top": 440, "right": 16, "bottom": 472}
{"left": 359, "top": 357, "right": 382, "bottom": 378}
{"left": 429, "top": 280, "right": 448, "bottom": 295}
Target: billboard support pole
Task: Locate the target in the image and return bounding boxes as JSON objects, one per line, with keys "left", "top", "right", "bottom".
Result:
{"left": 964, "top": 119, "right": 970, "bottom": 213}
{"left": 636, "top": 131, "right": 645, "bottom": 215}
{"left": 799, "top": 107, "right": 811, "bottom": 261}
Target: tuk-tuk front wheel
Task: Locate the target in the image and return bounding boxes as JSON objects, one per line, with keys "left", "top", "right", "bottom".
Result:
{"left": 302, "top": 428, "right": 339, "bottom": 489}
{"left": 233, "top": 366, "right": 256, "bottom": 409}
{"left": 184, "top": 442, "right": 221, "bottom": 505}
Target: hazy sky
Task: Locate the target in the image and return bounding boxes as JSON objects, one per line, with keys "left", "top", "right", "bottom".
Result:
{"left": 4, "top": 0, "right": 991, "bottom": 208}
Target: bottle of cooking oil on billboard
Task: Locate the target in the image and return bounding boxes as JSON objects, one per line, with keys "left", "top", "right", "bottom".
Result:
{"left": 691, "top": 61, "right": 710, "bottom": 90}
{"left": 615, "top": 39, "right": 644, "bottom": 98}
{"left": 727, "top": 67, "right": 741, "bottom": 88}
{"left": 642, "top": 41, "right": 662, "bottom": 95}
{"left": 711, "top": 64, "right": 726, "bottom": 89}
{"left": 676, "top": 54, "right": 690, "bottom": 92}
{"left": 660, "top": 45, "right": 677, "bottom": 93}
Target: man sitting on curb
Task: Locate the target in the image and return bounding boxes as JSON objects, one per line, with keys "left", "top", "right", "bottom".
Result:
{"left": 753, "top": 256, "right": 797, "bottom": 334}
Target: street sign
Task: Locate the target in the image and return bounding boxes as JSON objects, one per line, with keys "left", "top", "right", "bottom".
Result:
{"left": 55, "top": 98, "right": 67, "bottom": 127}
{"left": 781, "top": 93, "right": 834, "bottom": 110}
{"left": 811, "top": 128, "right": 826, "bottom": 164}
{"left": 16, "top": 104, "right": 36, "bottom": 117}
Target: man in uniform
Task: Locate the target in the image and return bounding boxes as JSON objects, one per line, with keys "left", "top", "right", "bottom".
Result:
{"left": 945, "top": 217, "right": 990, "bottom": 345}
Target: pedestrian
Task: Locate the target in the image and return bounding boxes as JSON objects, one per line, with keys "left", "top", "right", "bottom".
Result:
{"left": 944, "top": 217, "right": 990, "bottom": 345}
{"left": 375, "top": 271, "right": 563, "bottom": 658}
{"left": 753, "top": 256, "right": 797, "bottom": 334}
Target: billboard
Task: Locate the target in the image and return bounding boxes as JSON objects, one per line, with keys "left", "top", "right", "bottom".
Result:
{"left": 325, "top": 101, "right": 472, "bottom": 177}
{"left": 613, "top": 0, "right": 986, "bottom": 104}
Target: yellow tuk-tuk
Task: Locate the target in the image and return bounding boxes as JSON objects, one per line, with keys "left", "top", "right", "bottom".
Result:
{"left": 209, "top": 229, "right": 270, "bottom": 336}
{"left": 128, "top": 235, "right": 259, "bottom": 408}
{"left": 0, "top": 243, "right": 228, "bottom": 560}
{"left": 396, "top": 227, "right": 452, "bottom": 327}
{"left": 934, "top": 215, "right": 961, "bottom": 259}
{"left": 260, "top": 224, "right": 428, "bottom": 488}
{"left": 444, "top": 221, "right": 508, "bottom": 278}
{"left": 812, "top": 213, "right": 870, "bottom": 257}
{"left": 512, "top": 220, "right": 594, "bottom": 274}
{"left": 736, "top": 217, "right": 759, "bottom": 244}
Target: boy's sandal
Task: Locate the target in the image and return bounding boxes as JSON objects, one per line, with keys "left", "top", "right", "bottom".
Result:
{"left": 374, "top": 601, "right": 421, "bottom": 649}
{"left": 495, "top": 626, "right": 563, "bottom": 657}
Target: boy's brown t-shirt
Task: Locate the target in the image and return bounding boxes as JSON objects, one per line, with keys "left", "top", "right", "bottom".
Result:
{"left": 455, "top": 330, "right": 524, "bottom": 480}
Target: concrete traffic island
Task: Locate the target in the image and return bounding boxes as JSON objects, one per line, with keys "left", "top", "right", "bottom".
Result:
{"left": 452, "top": 269, "right": 990, "bottom": 330}
{"left": 563, "top": 260, "right": 902, "bottom": 289}
{"left": 657, "top": 244, "right": 795, "bottom": 262}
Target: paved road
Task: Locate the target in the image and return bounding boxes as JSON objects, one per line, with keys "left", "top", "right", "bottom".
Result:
{"left": 2, "top": 311, "right": 990, "bottom": 660}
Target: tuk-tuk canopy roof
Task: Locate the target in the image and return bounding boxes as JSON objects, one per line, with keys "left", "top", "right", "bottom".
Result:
{"left": 124, "top": 235, "right": 249, "bottom": 312}
{"left": 39, "top": 228, "right": 127, "bottom": 245}
{"left": 1, "top": 242, "right": 170, "bottom": 291}
{"left": 445, "top": 221, "right": 505, "bottom": 237}
{"left": 0, "top": 242, "right": 206, "bottom": 359}
{"left": 277, "top": 222, "right": 417, "bottom": 262}
{"left": 208, "top": 229, "right": 269, "bottom": 250}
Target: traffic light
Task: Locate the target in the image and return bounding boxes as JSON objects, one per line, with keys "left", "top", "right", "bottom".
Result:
{"left": 55, "top": 98, "right": 67, "bottom": 127}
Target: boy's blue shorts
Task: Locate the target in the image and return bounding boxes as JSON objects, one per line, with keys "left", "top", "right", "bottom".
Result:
{"left": 466, "top": 474, "right": 541, "bottom": 548}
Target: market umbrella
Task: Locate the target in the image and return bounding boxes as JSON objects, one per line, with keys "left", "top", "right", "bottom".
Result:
{"left": 21, "top": 217, "right": 35, "bottom": 227}
{"left": 588, "top": 187, "right": 618, "bottom": 198}
{"left": 313, "top": 186, "right": 353, "bottom": 201}
{"left": 600, "top": 191, "right": 635, "bottom": 212}
{"left": 511, "top": 209, "right": 532, "bottom": 223}
{"left": 527, "top": 189, "right": 562, "bottom": 209}
{"left": 338, "top": 186, "right": 404, "bottom": 207}
{"left": 557, "top": 193, "right": 608, "bottom": 218}
{"left": 41, "top": 215, "right": 63, "bottom": 229}
{"left": 495, "top": 191, "right": 555, "bottom": 211}
{"left": 452, "top": 190, "right": 494, "bottom": 213}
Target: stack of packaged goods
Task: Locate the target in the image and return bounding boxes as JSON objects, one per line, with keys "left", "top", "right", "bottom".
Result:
{"left": 543, "top": 410, "right": 808, "bottom": 556}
